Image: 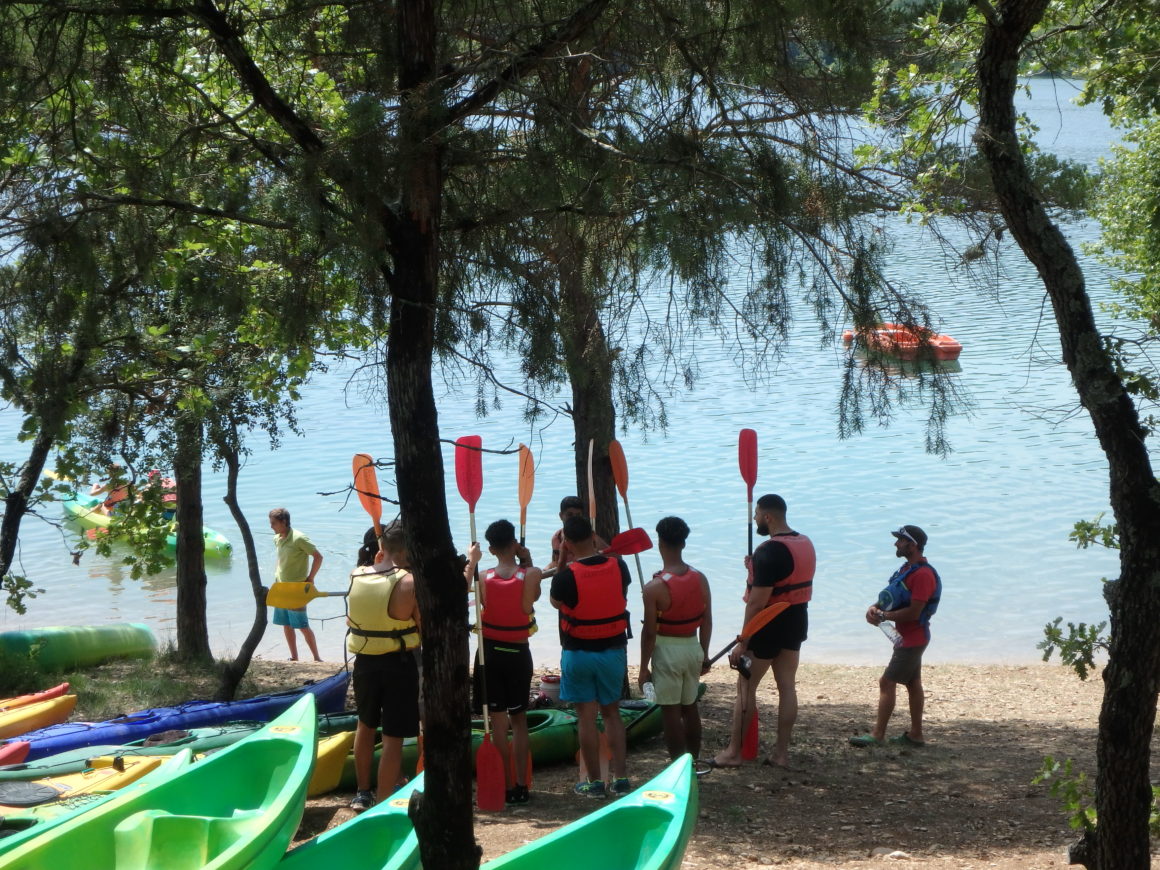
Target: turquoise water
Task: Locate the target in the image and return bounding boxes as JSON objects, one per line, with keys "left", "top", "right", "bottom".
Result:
{"left": 0, "top": 79, "right": 1136, "bottom": 668}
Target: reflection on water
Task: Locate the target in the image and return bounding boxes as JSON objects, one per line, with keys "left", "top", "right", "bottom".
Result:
{"left": 0, "top": 80, "right": 1141, "bottom": 667}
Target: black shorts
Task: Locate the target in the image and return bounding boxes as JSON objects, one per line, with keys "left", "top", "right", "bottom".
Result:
{"left": 352, "top": 650, "right": 420, "bottom": 738}
{"left": 747, "top": 602, "right": 808, "bottom": 660}
{"left": 472, "top": 638, "right": 533, "bottom": 714}
{"left": 883, "top": 644, "right": 926, "bottom": 684}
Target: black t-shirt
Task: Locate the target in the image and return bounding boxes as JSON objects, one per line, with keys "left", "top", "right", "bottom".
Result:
{"left": 751, "top": 534, "right": 800, "bottom": 588}
{"left": 551, "top": 554, "right": 631, "bottom": 651}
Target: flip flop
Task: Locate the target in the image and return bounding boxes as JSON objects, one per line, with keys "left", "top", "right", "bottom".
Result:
{"left": 888, "top": 732, "right": 925, "bottom": 747}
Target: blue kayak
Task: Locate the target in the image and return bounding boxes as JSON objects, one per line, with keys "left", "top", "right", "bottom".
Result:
{"left": 3, "top": 670, "right": 349, "bottom": 762}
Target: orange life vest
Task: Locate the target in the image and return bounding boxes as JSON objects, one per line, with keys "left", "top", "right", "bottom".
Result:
{"left": 746, "top": 533, "right": 816, "bottom": 606}
{"left": 558, "top": 558, "right": 629, "bottom": 641}
{"left": 481, "top": 568, "right": 536, "bottom": 643}
{"left": 656, "top": 567, "right": 706, "bottom": 637}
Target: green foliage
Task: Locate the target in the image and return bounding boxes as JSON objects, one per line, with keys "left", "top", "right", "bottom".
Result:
{"left": 1, "top": 573, "right": 41, "bottom": 615}
{"left": 1038, "top": 616, "right": 1108, "bottom": 680}
{"left": 1069, "top": 513, "right": 1120, "bottom": 550}
{"left": 0, "top": 647, "right": 46, "bottom": 695}
{"left": 1034, "top": 756, "right": 1098, "bottom": 832}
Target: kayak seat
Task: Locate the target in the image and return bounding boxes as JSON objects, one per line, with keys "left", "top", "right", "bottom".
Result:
{"left": 0, "top": 781, "right": 61, "bottom": 808}
{"left": 114, "top": 807, "right": 263, "bottom": 869}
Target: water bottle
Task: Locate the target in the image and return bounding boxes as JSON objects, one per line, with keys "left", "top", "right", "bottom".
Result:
{"left": 879, "top": 621, "right": 903, "bottom": 648}
{"left": 643, "top": 681, "right": 656, "bottom": 702}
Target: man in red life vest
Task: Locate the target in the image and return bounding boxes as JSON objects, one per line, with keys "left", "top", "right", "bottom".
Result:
{"left": 850, "top": 525, "right": 941, "bottom": 748}
{"left": 550, "top": 515, "right": 632, "bottom": 798}
{"left": 712, "top": 493, "right": 814, "bottom": 769}
{"left": 639, "top": 516, "right": 713, "bottom": 760}
{"left": 465, "top": 519, "right": 544, "bottom": 805}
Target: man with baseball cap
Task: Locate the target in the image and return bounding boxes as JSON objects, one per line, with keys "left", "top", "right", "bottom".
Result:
{"left": 850, "top": 524, "right": 941, "bottom": 747}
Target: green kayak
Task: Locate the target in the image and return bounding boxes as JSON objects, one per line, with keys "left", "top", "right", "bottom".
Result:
{"left": 482, "top": 754, "right": 698, "bottom": 870}
{"left": 278, "top": 774, "right": 424, "bottom": 870}
{"left": 62, "top": 493, "right": 233, "bottom": 558}
{"left": 0, "top": 624, "right": 155, "bottom": 671}
{"left": 0, "top": 695, "right": 318, "bottom": 870}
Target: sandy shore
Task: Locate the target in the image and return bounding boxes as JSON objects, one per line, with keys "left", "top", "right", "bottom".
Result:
{"left": 257, "top": 656, "right": 1151, "bottom": 868}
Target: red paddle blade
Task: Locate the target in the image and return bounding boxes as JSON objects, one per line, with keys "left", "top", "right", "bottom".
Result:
{"left": 742, "top": 706, "right": 759, "bottom": 760}
{"left": 608, "top": 440, "right": 629, "bottom": 499}
{"left": 476, "top": 734, "right": 506, "bottom": 811}
{"left": 352, "top": 453, "right": 383, "bottom": 525}
{"left": 455, "top": 436, "right": 483, "bottom": 509}
{"left": 604, "top": 527, "right": 652, "bottom": 556}
{"left": 738, "top": 429, "right": 758, "bottom": 496}
{"left": 740, "top": 601, "right": 789, "bottom": 640}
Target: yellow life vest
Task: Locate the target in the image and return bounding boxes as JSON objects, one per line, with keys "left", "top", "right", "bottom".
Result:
{"left": 346, "top": 566, "right": 420, "bottom": 655}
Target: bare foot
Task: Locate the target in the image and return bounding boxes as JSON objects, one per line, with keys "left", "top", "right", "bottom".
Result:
{"left": 709, "top": 753, "right": 743, "bottom": 769}
{"left": 762, "top": 754, "right": 791, "bottom": 770}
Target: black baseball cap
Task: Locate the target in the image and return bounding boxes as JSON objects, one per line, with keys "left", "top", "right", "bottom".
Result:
{"left": 892, "top": 525, "right": 928, "bottom": 549}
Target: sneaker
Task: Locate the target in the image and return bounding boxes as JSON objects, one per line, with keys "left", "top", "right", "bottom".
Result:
{"left": 609, "top": 777, "right": 632, "bottom": 797}
{"left": 506, "top": 785, "right": 530, "bottom": 804}
{"left": 350, "top": 790, "right": 376, "bottom": 812}
{"left": 848, "top": 733, "right": 884, "bottom": 748}
{"left": 574, "top": 779, "right": 606, "bottom": 798}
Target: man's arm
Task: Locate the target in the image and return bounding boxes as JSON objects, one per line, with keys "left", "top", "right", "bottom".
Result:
{"left": 307, "top": 550, "right": 322, "bottom": 583}
{"left": 698, "top": 571, "right": 713, "bottom": 670}
{"left": 638, "top": 581, "right": 660, "bottom": 689}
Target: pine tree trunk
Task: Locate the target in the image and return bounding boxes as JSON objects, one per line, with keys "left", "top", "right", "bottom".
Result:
{"left": 173, "top": 414, "right": 211, "bottom": 661}
{"left": 974, "top": 2, "right": 1160, "bottom": 866}
{"left": 390, "top": 0, "right": 479, "bottom": 866}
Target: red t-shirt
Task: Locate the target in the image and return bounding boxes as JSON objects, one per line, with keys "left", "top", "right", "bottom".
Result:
{"left": 897, "top": 563, "right": 937, "bottom": 648}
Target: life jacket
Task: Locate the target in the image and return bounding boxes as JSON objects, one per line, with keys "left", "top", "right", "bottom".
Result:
{"left": 481, "top": 567, "right": 537, "bottom": 643}
{"left": 745, "top": 533, "right": 815, "bottom": 605}
{"left": 877, "top": 560, "right": 941, "bottom": 627}
{"left": 346, "top": 566, "right": 420, "bottom": 655}
{"left": 559, "top": 557, "right": 629, "bottom": 641}
{"left": 656, "top": 567, "right": 706, "bottom": 637}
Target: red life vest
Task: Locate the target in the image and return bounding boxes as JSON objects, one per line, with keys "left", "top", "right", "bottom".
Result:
{"left": 481, "top": 568, "right": 536, "bottom": 643}
{"left": 747, "top": 533, "right": 816, "bottom": 605}
{"left": 559, "top": 558, "right": 629, "bottom": 641}
{"left": 656, "top": 567, "right": 706, "bottom": 637}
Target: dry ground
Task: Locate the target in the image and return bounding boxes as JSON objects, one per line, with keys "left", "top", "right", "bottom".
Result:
{"left": 250, "top": 657, "right": 1154, "bottom": 868}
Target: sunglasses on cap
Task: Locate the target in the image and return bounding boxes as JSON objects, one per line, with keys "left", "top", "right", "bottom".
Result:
{"left": 893, "top": 527, "right": 918, "bottom": 545}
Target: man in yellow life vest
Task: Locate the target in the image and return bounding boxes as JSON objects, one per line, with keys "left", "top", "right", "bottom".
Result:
{"left": 346, "top": 522, "right": 421, "bottom": 812}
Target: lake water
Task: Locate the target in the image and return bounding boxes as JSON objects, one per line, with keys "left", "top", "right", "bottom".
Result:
{"left": 0, "top": 79, "right": 1139, "bottom": 670}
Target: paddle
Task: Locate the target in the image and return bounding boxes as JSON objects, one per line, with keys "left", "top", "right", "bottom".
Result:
{"left": 586, "top": 438, "right": 596, "bottom": 526}
{"left": 518, "top": 444, "right": 534, "bottom": 547}
{"left": 608, "top": 440, "right": 646, "bottom": 593}
{"left": 705, "top": 601, "right": 790, "bottom": 666}
{"left": 455, "top": 435, "right": 505, "bottom": 812}
{"left": 540, "top": 527, "right": 653, "bottom": 578}
{"left": 737, "top": 428, "right": 759, "bottom": 760}
{"left": 266, "top": 581, "right": 348, "bottom": 609}
{"left": 352, "top": 453, "right": 383, "bottom": 537}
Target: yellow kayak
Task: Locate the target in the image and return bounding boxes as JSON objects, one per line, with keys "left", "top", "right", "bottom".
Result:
{"left": 0, "top": 755, "right": 165, "bottom": 812}
{"left": 308, "top": 730, "right": 356, "bottom": 798}
{"left": 0, "top": 696, "right": 77, "bottom": 741}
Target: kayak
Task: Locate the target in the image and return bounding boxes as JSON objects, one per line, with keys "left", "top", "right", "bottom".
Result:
{"left": 61, "top": 492, "right": 233, "bottom": 558}
{"left": 0, "top": 684, "right": 69, "bottom": 711}
{"left": 339, "top": 698, "right": 667, "bottom": 790}
{"left": 0, "top": 696, "right": 78, "bottom": 741}
{"left": 842, "top": 323, "right": 963, "bottom": 361}
{"left": 0, "top": 744, "right": 27, "bottom": 766}
{"left": 0, "top": 624, "right": 155, "bottom": 671}
{"left": 0, "top": 752, "right": 194, "bottom": 857}
{"left": 279, "top": 774, "right": 424, "bottom": 870}
{"left": 307, "top": 730, "right": 356, "bottom": 798}
{"left": 0, "top": 755, "right": 165, "bottom": 813}
{"left": 481, "top": 754, "right": 698, "bottom": 870}
{"left": 0, "top": 695, "right": 318, "bottom": 870}
{"left": 4, "top": 669, "right": 349, "bottom": 761}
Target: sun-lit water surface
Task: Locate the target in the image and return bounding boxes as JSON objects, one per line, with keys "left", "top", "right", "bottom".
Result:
{"left": 1, "top": 79, "right": 1141, "bottom": 670}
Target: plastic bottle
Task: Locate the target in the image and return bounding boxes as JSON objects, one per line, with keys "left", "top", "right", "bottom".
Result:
{"left": 642, "top": 681, "right": 656, "bottom": 702}
{"left": 879, "top": 621, "right": 903, "bottom": 648}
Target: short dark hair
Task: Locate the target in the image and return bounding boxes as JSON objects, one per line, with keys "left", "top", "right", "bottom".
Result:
{"left": 756, "top": 493, "right": 787, "bottom": 514}
{"left": 485, "top": 519, "right": 516, "bottom": 549}
{"left": 357, "top": 526, "right": 381, "bottom": 567}
{"left": 655, "top": 516, "right": 689, "bottom": 547}
{"left": 562, "top": 514, "right": 593, "bottom": 543}
{"left": 559, "top": 495, "right": 584, "bottom": 513}
{"left": 381, "top": 521, "right": 405, "bottom": 555}
{"left": 268, "top": 507, "right": 291, "bottom": 525}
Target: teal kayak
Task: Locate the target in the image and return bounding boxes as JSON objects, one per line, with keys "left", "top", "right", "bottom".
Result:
{"left": 0, "top": 624, "right": 155, "bottom": 671}
{"left": 0, "top": 695, "right": 318, "bottom": 870}
{"left": 481, "top": 754, "right": 698, "bottom": 870}
{"left": 62, "top": 493, "right": 232, "bottom": 558}
{"left": 278, "top": 774, "right": 424, "bottom": 870}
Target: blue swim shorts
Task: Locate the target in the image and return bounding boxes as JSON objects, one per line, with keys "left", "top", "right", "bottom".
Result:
{"left": 560, "top": 646, "right": 627, "bottom": 706}
{"left": 273, "top": 606, "right": 309, "bottom": 629}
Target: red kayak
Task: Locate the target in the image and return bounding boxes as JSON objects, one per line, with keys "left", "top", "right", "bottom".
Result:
{"left": 0, "top": 741, "right": 29, "bottom": 765}
{"left": 842, "top": 323, "right": 962, "bottom": 361}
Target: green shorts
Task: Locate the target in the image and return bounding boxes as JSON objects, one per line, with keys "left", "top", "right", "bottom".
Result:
{"left": 273, "top": 606, "right": 309, "bottom": 629}
{"left": 652, "top": 634, "right": 703, "bottom": 706}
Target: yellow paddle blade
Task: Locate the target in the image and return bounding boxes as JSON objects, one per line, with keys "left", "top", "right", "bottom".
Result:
{"left": 266, "top": 581, "right": 347, "bottom": 609}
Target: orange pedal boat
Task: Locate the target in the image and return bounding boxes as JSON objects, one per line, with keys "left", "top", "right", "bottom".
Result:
{"left": 842, "top": 323, "right": 963, "bottom": 361}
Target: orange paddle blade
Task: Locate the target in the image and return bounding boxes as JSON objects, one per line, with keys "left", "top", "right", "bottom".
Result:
{"left": 740, "top": 601, "right": 789, "bottom": 640}
{"left": 476, "top": 734, "right": 506, "bottom": 811}
{"left": 352, "top": 453, "right": 383, "bottom": 529}
{"left": 416, "top": 733, "right": 425, "bottom": 773}
{"left": 608, "top": 440, "right": 629, "bottom": 499}
{"left": 518, "top": 444, "right": 534, "bottom": 534}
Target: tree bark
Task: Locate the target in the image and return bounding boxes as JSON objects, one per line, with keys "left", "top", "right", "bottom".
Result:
{"left": 173, "top": 413, "right": 211, "bottom": 661}
{"left": 974, "top": 2, "right": 1160, "bottom": 866}
{"left": 388, "top": 0, "right": 479, "bottom": 867}
{"left": 213, "top": 431, "right": 267, "bottom": 700}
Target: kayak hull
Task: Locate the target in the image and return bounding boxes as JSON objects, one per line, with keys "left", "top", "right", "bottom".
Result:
{"left": 62, "top": 493, "right": 233, "bottom": 558}
{"left": 0, "top": 624, "right": 154, "bottom": 671}
{"left": 0, "top": 696, "right": 77, "bottom": 741}
{"left": 5, "top": 670, "right": 349, "bottom": 761}
{"left": 481, "top": 754, "right": 698, "bottom": 870}
{"left": 0, "top": 696, "right": 319, "bottom": 870}
{"left": 0, "top": 684, "right": 69, "bottom": 711}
